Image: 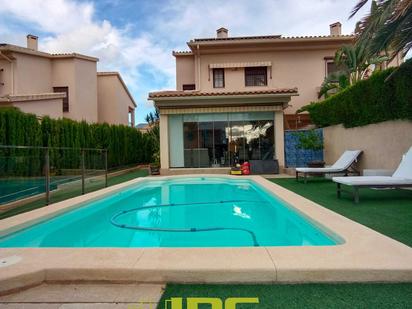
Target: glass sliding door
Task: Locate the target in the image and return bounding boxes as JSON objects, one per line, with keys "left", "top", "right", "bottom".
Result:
{"left": 213, "top": 120, "right": 230, "bottom": 167}
{"left": 174, "top": 111, "right": 275, "bottom": 168}
{"left": 198, "top": 121, "right": 213, "bottom": 167}
{"left": 244, "top": 120, "right": 261, "bottom": 161}
{"left": 259, "top": 120, "right": 274, "bottom": 160}
{"left": 183, "top": 120, "right": 198, "bottom": 168}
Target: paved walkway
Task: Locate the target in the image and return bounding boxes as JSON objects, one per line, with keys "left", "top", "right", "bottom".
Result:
{"left": 0, "top": 283, "right": 164, "bottom": 308}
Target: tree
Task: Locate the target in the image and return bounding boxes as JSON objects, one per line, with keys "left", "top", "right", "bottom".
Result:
{"left": 145, "top": 110, "right": 160, "bottom": 164}
{"left": 318, "top": 43, "right": 388, "bottom": 98}
{"left": 351, "top": 0, "right": 412, "bottom": 59}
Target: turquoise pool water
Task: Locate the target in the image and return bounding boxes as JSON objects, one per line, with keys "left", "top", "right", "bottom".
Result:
{"left": 0, "top": 177, "right": 338, "bottom": 247}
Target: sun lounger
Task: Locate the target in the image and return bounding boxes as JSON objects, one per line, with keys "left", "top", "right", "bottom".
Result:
{"left": 333, "top": 147, "right": 412, "bottom": 203}
{"left": 296, "top": 150, "right": 362, "bottom": 183}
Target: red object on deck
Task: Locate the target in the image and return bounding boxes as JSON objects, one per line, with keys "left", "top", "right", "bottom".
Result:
{"left": 241, "top": 162, "right": 250, "bottom": 175}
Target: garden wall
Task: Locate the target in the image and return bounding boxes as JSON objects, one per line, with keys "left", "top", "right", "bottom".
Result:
{"left": 323, "top": 120, "right": 412, "bottom": 172}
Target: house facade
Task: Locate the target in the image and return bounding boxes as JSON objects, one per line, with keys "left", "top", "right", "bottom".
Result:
{"left": 149, "top": 23, "right": 362, "bottom": 172}
{"left": 0, "top": 35, "right": 136, "bottom": 126}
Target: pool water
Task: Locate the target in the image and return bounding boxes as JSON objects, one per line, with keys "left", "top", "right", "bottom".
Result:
{"left": 0, "top": 177, "right": 339, "bottom": 247}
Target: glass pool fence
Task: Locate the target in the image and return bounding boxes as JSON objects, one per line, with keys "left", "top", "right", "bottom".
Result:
{"left": 0, "top": 145, "right": 108, "bottom": 219}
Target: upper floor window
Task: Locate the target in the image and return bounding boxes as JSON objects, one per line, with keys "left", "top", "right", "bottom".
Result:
{"left": 183, "top": 84, "right": 196, "bottom": 90}
{"left": 53, "top": 86, "right": 69, "bottom": 112}
{"left": 326, "top": 61, "right": 340, "bottom": 81}
{"left": 245, "top": 67, "right": 267, "bottom": 86}
{"left": 213, "top": 68, "right": 225, "bottom": 88}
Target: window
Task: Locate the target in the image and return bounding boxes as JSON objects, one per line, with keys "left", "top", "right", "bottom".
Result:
{"left": 183, "top": 84, "right": 195, "bottom": 90}
{"left": 213, "top": 68, "right": 225, "bottom": 88}
{"left": 53, "top": 86, "right": 69, "bottom": 112}
{"left": 245, "top": 67, "right": 267, "bottom": 86}
{"left": 326, "top": 61, "right": 340, "bottom": 81}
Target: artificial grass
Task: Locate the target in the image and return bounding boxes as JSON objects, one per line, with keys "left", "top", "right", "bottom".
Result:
{"left": 269, "top": 178, "right": 412, "bottom": 247}
{"left": 0, "top": 168, "right": 148, "bottom": 219}
{"left": 158, "top": 283, "right": 412, "bottom": 308}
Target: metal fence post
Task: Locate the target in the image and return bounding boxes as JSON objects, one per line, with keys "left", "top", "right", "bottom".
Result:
{"left": 81, "top": 149, "right": 85, "bottom": 195}
{"left": 104, "top": 149, "right": 108, "bottom": 188}
{"left": 45, "top": 147, "right": 50, "bottom": 205}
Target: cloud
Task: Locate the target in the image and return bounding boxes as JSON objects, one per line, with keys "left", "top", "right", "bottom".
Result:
{"left": 0, "top": 0, "right": 370, "bottom": 122}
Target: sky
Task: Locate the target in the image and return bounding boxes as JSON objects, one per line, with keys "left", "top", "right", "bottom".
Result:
{"left": 0, "top": 0, "right": 371, "bottom": 124}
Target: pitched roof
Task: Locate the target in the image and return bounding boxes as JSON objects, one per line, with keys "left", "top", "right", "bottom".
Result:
{"left": 189, "top": 34, "right": 353, "bottom": 43}
{"left": 97, "top": 72, "right": 137, "bottom": 107}
{"left": 0, "top": 44, "right": 98, "bottom": 62}
{"left": 149, "top": 88, "right": 298, "bottom": 99}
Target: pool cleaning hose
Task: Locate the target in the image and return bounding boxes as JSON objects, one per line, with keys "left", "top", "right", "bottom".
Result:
{"left": 110, "top": 200, "right": 260, "bottom": 247}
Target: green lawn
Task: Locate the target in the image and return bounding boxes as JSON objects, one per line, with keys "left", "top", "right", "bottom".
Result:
{"left": 158, "top": 283, "right": 412, "bottom": 308}
{"left": 158, "top": 177, "right": 412, "bottom": 308}
{"left": 0, "top": 168, "right": 148, "bottom": 219}
{"left": 270, "top": 178, "right": 412, "bottom": 247}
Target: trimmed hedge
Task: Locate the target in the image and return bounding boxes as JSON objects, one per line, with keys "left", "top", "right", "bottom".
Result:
{"left": 302, "top": 59, "right": 412, "bottom": 128}
{"left": 0, "top": 108, "right": 155, "bottom": 176}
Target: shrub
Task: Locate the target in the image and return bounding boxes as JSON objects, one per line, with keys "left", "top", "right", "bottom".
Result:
{"left": 0, "top": 107, "right": 155, "bottom": 176}
{"left": 301, "top": 59, "right": 412, "bottom": 128}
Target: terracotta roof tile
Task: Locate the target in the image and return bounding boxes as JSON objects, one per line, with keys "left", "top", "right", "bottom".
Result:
{"left": 189, "top": 34, "right": 353, "bottom": 43}
{"left": 149, "top": 88, "right": 298, "bottom": 99}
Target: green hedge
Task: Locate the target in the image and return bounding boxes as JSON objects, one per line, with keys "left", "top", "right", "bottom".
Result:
{"left": 0, "top": 108, "right": 155, "bottom": 176}
{"left": 302, "top": 59, "right": 412, "bottom": 128}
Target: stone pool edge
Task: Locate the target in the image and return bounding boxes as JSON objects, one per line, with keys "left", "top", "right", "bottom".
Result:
{"left": 0, "top": 175, "right": 411, "bottom": 295}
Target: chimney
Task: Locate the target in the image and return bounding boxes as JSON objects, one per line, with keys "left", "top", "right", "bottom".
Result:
{"left": 216, "top": 27, "right": 228, "bottom": 39}
{"left": 329, "top": 22, "right": 342, "bottom": 36}
{"left": 26, "top": 34, "right": 38, "bottom": 51}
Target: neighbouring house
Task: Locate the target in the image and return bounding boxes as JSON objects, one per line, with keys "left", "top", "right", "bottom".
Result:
{"left": 0, "top": 35, "right": 136, "bottom": 126}
{"left": 149, "top": 23, "right": 403, "bottom": 173}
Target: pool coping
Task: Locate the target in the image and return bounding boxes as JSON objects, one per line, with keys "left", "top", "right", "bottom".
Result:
{"left": 0, "top": 175, "right": 411, "bottom": 294}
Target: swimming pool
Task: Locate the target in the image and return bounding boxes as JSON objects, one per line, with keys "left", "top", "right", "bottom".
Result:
{"left": 0, "top": 177, "right": 339, "bottom": 247}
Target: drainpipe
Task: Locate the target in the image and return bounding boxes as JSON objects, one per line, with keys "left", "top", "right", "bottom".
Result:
{"left": 196, "top": 44, "right": 201, "bottom": 90}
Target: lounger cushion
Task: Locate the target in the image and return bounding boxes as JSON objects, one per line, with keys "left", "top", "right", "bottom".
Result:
{"left": 296, "top": 167, "right": 344, "bottom": 173}
{"left": 333, "top": 176, "right": 412, "bottom": 186}
{"left": 296, "top": 150, "right": 362, "bottom": 173}
{"left": 392, "top": 147, "right": 412, "bottom": 179}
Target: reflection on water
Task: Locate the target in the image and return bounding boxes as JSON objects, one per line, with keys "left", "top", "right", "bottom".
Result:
{"left": 0, "top": 178, "right": 337, "bottom": 247}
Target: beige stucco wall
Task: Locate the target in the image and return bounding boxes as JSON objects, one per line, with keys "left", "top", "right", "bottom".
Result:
{"left": 52, "top": 58, "right": 98, "bottom": 123}
{"left": 0, "top": 60, "right": 12, "bottom": 96}
{"left": 74, "top": 59, "right": 98, "bottom": 123}
{"left": 176, "top": 48, "right": 338, "bottom": 114}
{"left": 0, "top": 52, "right": 99, "bottom": 123}
{"left": 176, "top": 56, "right": 195, "bottom": 90}
{"left": 9, "top": 53, "right": 53, "bottom": 95}
{"left": 323, "top": 120, "right": 412, "bottom": 172}
{"left": 12, "top": 98, "right": 63, "bottom": 119}
{"left": 97, "top": 74, "right": 135, "bottom": 126}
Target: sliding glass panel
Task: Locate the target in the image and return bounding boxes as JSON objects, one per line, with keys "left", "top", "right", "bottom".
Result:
{"left": 213, "top": 121, "right": 230, "bottom": 167}
{"left": 244, "top": 120, "right": 261, "bottom": 161}
{"left": 259, "top": 120, "right": 274, "bottom": 160}
{"left": 183, "top": 122, "right": 198, "bottom": 167}
{"left": 198, "top": 122, "right": 213, "bottom": 167}
{"left": 168, "top": 115, "right": 184, "bottom": 167}
{"left": 229, "top": 121, "right": 245, "bottom": 164}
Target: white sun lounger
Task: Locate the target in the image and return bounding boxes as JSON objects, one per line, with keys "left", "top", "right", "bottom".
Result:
{"left": 333, "top": 147, "right": 412, "bottom": 203}
{"left": 295, "top": 150, "right": 362, "bottom": 183}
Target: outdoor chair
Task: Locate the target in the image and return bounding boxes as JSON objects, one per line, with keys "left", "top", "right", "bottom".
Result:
{"left": 296, "top": 150, "right": 362, "bottom": 183}
{"left": 333, "top": 147, "right": 412, "bottom": 203}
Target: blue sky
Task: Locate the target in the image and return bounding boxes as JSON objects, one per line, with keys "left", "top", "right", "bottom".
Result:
{"left": 0, "top": 0, "right": 370, "bottom": 124}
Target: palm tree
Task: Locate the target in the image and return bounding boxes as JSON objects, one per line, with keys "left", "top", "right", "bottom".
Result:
{"left": 335, "top": 44, "right": 388, "bottom": 84}
{"left": 350, "top": 0, "right": 412, "bottom": 59}
{"left": 318, "top": 72, "right": 349, "bottom": 99}
{"left": 318, "top": 44, "right": 387, "bottom": 98}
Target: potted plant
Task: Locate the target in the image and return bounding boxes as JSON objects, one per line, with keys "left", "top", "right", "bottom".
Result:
{"left": 294, "top": 130, "right": 325, "bottom": 168}
{"left": 150, "top": 152, "right": 160, "bottom": 175}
